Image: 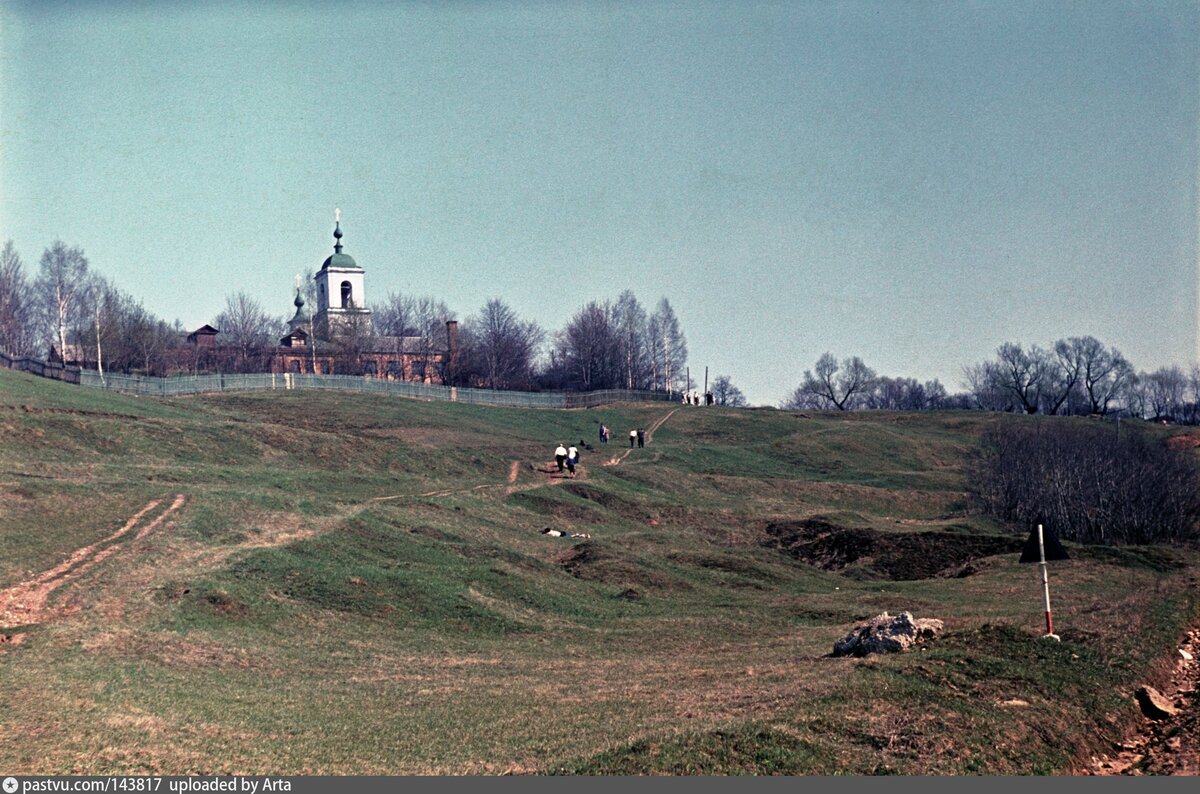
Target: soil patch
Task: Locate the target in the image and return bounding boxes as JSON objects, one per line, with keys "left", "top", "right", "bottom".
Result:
{"left": 762, "top": 518, "right": 1022, "bottom": 581}
{"left": 506, "top": 491, "right": 604, "bottom": 523}
{"left": 1165, "top": 433, "right": 1200, "bottom": 451}
{"left": 561, "top": 482, "right": 645, "bottom": 516}
{"left": 0, "top": 495, "right": 185, "bottom": 630}
{"left": 559, "top": 542, "right": 691, "bottom": 591}
{"left": 1089, "top": 624, "right": 1200, "bottom": 775}
{"left": 0, "top": 404, "right": 142, "bottom": 420}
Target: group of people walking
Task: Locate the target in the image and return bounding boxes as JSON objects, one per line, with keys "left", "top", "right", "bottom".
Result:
{"left": 598, "top": 423, "right": 644, "bottom": 449}
{"left": 553, "top": 424, "right": 646, "bottom": 479}
{"left": 553, "top": 442, "right": 580, "bottom": 477}
{"left": 681, "top": 391, "right": 712, "bottom": 406}
{"left": 543, "top": 420, "right": 651, "bottom": 540}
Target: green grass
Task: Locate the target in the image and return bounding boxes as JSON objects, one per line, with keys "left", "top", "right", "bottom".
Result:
{"left": 1, "top": 367, "right": 1197, "bottom": 775}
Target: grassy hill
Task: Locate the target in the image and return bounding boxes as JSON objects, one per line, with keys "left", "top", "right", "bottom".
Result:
{"left": 1, "top": 367, "right": 1196, "bottom": 774}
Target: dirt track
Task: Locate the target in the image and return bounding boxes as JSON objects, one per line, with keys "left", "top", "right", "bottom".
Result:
{"left": 0, "top": 494, "right": 186, "bottom": 633}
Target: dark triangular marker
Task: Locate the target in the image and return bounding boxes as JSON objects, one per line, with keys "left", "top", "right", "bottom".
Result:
{"left": 1019, "top": 525, "right": 1070, "bottom": 563}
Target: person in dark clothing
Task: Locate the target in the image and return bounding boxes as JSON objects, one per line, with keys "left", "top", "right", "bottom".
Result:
{"left": 599, "top": 424, "right": 609, "bottom": 444}
{"left": 637, "top": 428, "right": 645, "bottom": 448}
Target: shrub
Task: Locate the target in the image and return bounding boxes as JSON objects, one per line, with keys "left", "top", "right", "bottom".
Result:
{"left": 971, "top": 419, "right": 1200, "bottom": 545}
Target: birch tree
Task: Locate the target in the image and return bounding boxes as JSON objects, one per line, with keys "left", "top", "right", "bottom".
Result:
{"left": 34, "top": 241, "right": 89, "bottom": 359}
{"left": 612, "top": 290, "right": 649, "bottom": 390}
{"left": 648, "top": 298, "right": 687, "bottom": 394}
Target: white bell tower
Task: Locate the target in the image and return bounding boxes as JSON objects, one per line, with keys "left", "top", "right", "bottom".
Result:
{"left": 313, "top": 208, "right": 371, "bottom": 341}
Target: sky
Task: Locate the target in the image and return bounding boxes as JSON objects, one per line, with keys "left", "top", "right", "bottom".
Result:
{"left": 1, "top": 0, "right": 1197, "bottom": 406}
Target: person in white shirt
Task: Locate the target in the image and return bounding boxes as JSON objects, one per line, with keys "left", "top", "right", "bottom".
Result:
{"left": 554, "top": 443, "right": 567, "bottom": 472}
{"left": 566, "top": 445, "right": 579, "bottom": 477}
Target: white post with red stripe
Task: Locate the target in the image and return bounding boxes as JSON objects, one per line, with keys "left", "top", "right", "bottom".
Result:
{"left": 1038, "top": 524, "right": 1060, "bottom": 640}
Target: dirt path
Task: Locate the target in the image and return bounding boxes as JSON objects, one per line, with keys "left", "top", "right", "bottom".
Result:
{"left": 1087, "top": 623, "right": 1200, "bottom": 775}
{"left": 602, "top": 408, "right": 678, "bottom": 466}
{"left": 371, "top": 407, "right": 679, "bottom": 502}
{"left": 0, "top": 494, "right": 186, "bottom": 633}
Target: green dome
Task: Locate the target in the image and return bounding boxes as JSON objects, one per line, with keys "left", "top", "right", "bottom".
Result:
{"left": 321, "top": 252, "right": 358, "bottom": 270}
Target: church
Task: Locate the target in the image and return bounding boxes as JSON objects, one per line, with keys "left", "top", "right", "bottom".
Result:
{"left": 192, "top": 212, "right": 459, "bottom": 382}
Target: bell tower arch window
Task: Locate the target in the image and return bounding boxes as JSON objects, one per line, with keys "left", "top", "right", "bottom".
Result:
{"left": 341, "top": 281, "right": 353, "bottom": 308}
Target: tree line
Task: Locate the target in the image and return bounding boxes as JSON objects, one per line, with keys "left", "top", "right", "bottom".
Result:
{"left": 782, "top": 338, "right": 1200, "bottom": 423}
{"left": 0, "top": 240, "right": 183, "bottom": 376}
{"left": 6, "top": 237, "right": 1195, "bottom": 415}
{"left": 0, "top": 239, "right": 717, "bottom": 394}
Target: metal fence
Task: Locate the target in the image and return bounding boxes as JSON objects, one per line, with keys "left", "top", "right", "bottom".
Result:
{"left": 72, "top": 369, "right": 674, "bottom": 408}
{"left": 2, "top": 347, "right": 675, "bottom": 407}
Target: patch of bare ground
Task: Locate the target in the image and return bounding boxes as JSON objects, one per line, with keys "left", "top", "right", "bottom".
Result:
{"left": 558, "top": 541, "right": 692, "bottom": 591}
{"left": 1165, "top": 432, "right": 1200, "bottom": 451}
{"left": 0, "top": 496, "right": 186, "bottom": 631}
{"left": 507, "top": 490, "right": 603, "bottom": 523}
{"left": 0, "top": 404, "right": 142, "bottom": 420}
{"left": 762, "top": 517, "right": 1022, "bottom": 581}
{"left": 1088, "top": 623, "right": 1200, "bottom": 775}
{"left": 560, "top": 481, "right": 645, "bottom": 515}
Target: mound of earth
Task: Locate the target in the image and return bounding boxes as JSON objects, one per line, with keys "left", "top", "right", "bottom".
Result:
{"left": 1165, "top": 433, "right": 1200, "bottom": 451}
{"left": 559, "top": 542, "right": 690, "bottom": 592}
{"left": 762, "top": 518, "right": 1022, "bottom": 581}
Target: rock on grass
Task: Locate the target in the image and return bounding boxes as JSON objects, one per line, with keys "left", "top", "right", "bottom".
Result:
{"left": 833, "top": 611, "right": 944, "bottom": 657}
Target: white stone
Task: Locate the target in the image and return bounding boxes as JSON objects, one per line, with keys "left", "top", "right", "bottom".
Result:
{"left": 833, "top": 611, "right": 944, "bottom": 657}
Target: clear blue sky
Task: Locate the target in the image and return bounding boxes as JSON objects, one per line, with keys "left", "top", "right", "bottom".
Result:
{"left": 2, "top": 1, "right": 1196, "bottom": 405}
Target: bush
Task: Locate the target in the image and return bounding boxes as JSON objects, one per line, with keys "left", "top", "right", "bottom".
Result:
{"left": 971, "top": 418, "right": 1200, "bottom": 545}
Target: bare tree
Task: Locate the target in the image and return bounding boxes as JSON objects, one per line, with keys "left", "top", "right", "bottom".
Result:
{"left": 1069, "top": 336, "right": 1134, "bottom": 415}
{"left": 1184, "top": 365, "right": 1200, "bottom": 425}
{"left": 412, "top": 296, "right": 455, "bottom": 382}
{"left": 973, "top": 420, "right": 1199, "bottom": 545}
{"left": 553, "top": 300, "right": 619, "bottom": 391}
{"left": 34, "top": 241, "right": 89, "bottom": 359}
{"left": 710, "top": 374, "right": 747, "bottom": 406}
{"left": 213, "top": 291, "right": 277, "bottom": 370}
{"left": 374, "top": 291, "right": 418, "bottom": 337}
{"left": 647, "top": 298, "right": 687, "bottom": 394}
{"left": 924, "top": 379, "right": 950, "bottom": 409}
{"left": 867, "top": 376, "right": 933, "bottom": 410}
{"left": 126, "top": 303, "right": 178, "bottom": 375}
{"left": 76, "top": 273, "right": 120, "bottom": 380}
{"left": 793, "top": 352, "right": 876, "bottom": 410}
{"left": 781, "top": 387, "right": 825, "bottom": 410}
{"left": 0, "top": 240, "right": 35, "bottom": 356}
{"left": 460, "top": 298, "right": 543, "bottom": 390}
{"left": 963, "top": 361, "right": 1010, "bottom": 411}
{"left": 1044, "top": 338, "right": 1084, "bottom": 415}
{"left": 1140, "top": 366, "right": 1187, "bottom": 421}
{"left": 334, "top": 310, "right": 376, "bottom": 373}
{"left": 992, "top": 342, "right": 1052, "bottom": 414}
{"left": 612, "top": 290, "right": 650, "bottom": 390}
